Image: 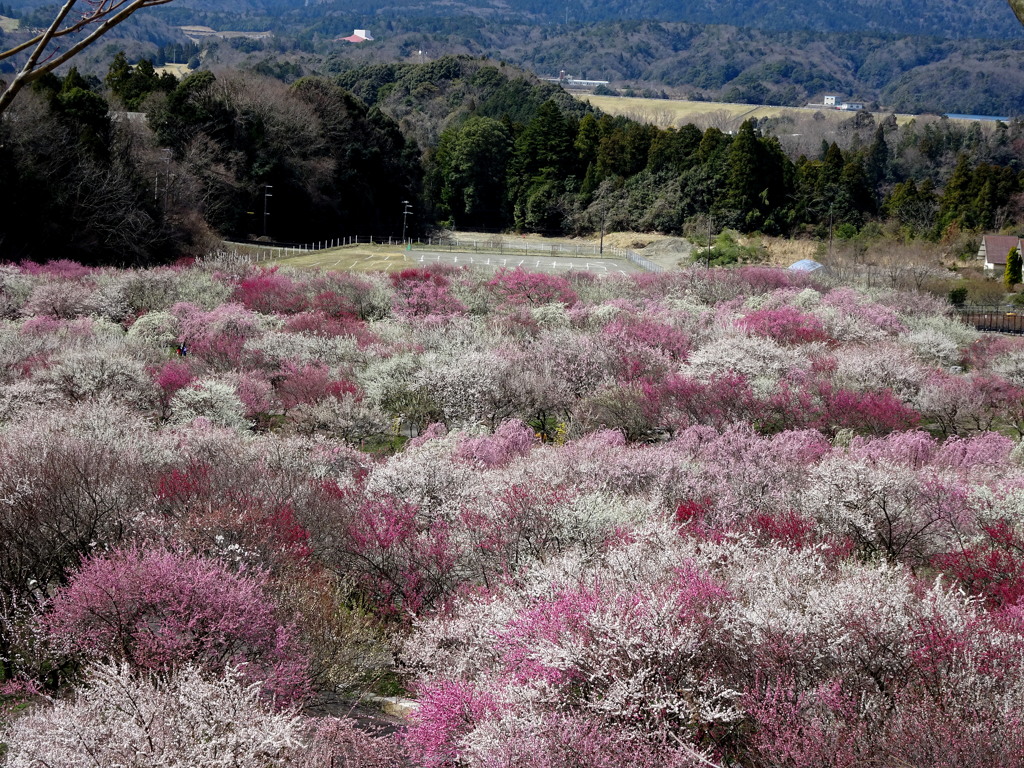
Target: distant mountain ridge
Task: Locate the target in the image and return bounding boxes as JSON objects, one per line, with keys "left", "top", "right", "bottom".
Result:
{"left": 9, "top": 0, "right": 1024, "bottom": 114}
{"left": 160, "top": 0, "right": 1024, "bottom": 39}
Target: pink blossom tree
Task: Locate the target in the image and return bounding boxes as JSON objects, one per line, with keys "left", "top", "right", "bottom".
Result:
{"left": 390, "top": 267, "right": 467, "bottom": 318}
{"left": 151, "top": 359, "right": 196, "bottom": 419}
{"left": 452, "top": 419, "right": 537, "bottom": 468}
{"left": 274, "top": 360, "right": 334, "bottom": 413}
{"left": 44, "top": 547, "right": 310, "bottom": 704}
{"left": 316, "top": 479, "right": 458, "bottom": 618}
{"left": 171, "top": 301, "right": 266, "bottom": 370}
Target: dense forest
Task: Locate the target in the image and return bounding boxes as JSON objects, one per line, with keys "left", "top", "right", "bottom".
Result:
{"left": 2, "top": 55, "right": 1023, "bottom": 265}
{"left": 0, "top": 58, "right": 423, "bottom": 263}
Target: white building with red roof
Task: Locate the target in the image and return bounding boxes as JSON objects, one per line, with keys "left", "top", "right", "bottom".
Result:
{"left": 339, "top": 29, "right": 374, "bottom": 42}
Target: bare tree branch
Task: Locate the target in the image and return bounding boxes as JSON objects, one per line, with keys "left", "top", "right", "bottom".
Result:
{"left": 1011, "top": 1, "right": 1024, "bottom": 26}
{"left": 0, "top": 0, "right": 175, "bottom": 117}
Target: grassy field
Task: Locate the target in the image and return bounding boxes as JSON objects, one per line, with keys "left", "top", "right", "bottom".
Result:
{"left": 0, "top": 15, "right": 19, "bottom": 32}
{"left": 580, "top": 94, "right": 915, "bottom": 129}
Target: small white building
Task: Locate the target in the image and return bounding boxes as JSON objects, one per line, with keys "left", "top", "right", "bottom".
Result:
{"left": 817, "top": 95, "right": 865, "bottom": 110}
{"left": 543, "top": 71, "right": 610, "bottom": 88}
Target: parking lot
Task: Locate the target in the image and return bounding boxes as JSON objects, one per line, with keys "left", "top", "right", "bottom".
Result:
{"left": 409, "top": 249, "right": 642, "bottom": 275}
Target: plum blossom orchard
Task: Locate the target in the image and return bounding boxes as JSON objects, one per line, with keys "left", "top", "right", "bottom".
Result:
{"left": 1, "top": 257, "right": 1024, "bottom": 765}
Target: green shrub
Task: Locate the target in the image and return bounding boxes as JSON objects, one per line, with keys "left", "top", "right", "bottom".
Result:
{"left": 692, "top": 229, "right": 767, "bottom": 267}
{"left": 948, "top": 286, "right": 968, "bottom": 306}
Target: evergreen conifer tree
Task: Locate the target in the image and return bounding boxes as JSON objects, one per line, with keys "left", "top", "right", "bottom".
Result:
{"left": 1005, "top": 246, "right": 1022, "bottom": 289}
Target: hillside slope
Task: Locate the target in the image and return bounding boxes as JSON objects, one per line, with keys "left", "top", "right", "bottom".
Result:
{"left": 152, "top": 0, "right": 1023, "bottom": 39}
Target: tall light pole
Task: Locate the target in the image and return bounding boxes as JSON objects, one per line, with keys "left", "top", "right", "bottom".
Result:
{"left": 262, "top": 185, "right": 273, "bottom": 237}
{"left": 402, "top": 200, "right": 413, "bottom": 243}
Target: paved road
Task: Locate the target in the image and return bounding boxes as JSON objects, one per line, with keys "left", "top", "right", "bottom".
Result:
{"left": 410, "top": 250, "right": 642, "bottom": 275}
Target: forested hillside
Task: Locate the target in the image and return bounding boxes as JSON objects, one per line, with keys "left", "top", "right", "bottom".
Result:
{"left": 343, "top": 21, "right": 1024, "bottom": 115}
{"left": 146, "top": 0, "right": 1024, "bottom": 39}
{"left": 2, "top": 56, "right": 1024, "bottom": 265}
{"left": 0, "top": 63, "right": 422, "bottom": 263}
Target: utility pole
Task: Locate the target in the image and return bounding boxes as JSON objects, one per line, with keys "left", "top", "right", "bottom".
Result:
{"left": 402, "top": 200, "right": 413, "bottom": 243}
{"left": 707, "top": 214, "right": 713, "bottom": 268}
{"left": 828, "top": 206, "right": 834, "bottom": 258}
{"left": 155, "top": 148, "right": 171, "bottom": 205}
{"left": 263, "top": 185, "right": 273, "bottom": 237}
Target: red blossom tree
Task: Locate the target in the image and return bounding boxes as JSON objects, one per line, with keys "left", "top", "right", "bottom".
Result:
{"left": 233, "top": 268, "right": 310, "bottom": 315}
{"left": 738, "top": 306, "right": 829, "bottom": 345}
{"left": 487, "top": 267, "right": 579, "bottom": 307}
{"left": 150, "top": 359, "right": 195, "bottom": 418}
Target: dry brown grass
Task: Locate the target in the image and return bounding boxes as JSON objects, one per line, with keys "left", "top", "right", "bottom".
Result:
{"left": 761, "top": 237, "right": 822, "bottom": 267}
{"left": 580, "top": 94, "right": 915, "bottom": 130}
{"left": 0, "top": 15, "right": 19, "bottom": 32}
{"left": 583, "top": 95, "right": 787, "bottom": 130}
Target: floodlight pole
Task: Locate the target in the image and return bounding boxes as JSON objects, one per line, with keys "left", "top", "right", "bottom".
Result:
{"left": 263, "top": 185, "right": 273, "bottom": 237}
{"left": 402, "top": 200, "right": 413, "bottom": 243}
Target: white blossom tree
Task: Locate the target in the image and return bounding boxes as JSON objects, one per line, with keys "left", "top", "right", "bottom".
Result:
{"left": 1, "top": 662, "right": 303, "bottom": 768}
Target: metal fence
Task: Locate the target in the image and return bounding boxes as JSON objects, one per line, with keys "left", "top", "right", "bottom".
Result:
{"left": 227, "top": 234, "right": 666, "bottom": 273}
{"left": 621, "top": 250, "right": 664, "bottom": 273}
{"left": 416, "top": 234, "right": 605, "bottom": 257}
{"left": 955, "top": 305, "right": 1024, "bottom": 334}
{"left": 411, "top": 235, "right": 665, "bottom": 272}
